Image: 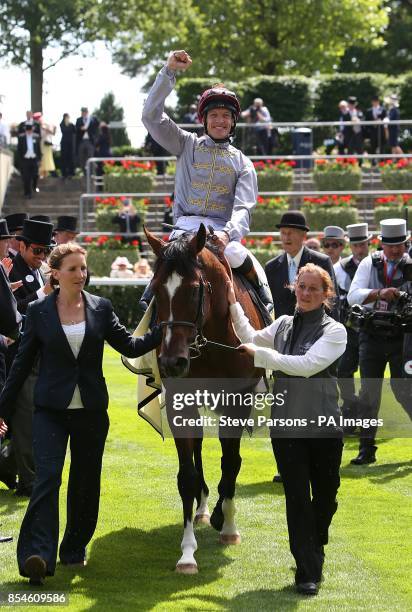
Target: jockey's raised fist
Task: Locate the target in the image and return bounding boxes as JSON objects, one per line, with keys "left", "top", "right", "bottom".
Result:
{"left": 167, "top": 50, "right": 192, "bottom": 72}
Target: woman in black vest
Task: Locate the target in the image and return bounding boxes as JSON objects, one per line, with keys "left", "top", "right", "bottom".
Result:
{"left": 0, "top": 242, "right": 162, "bottom": 585}
{"left": 227, "top": 263, "right": 347, "bottom": 596}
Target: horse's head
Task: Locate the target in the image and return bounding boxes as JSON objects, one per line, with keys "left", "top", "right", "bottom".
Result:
{"left": 145, "top": 224, "right": 210, "bottom": 378}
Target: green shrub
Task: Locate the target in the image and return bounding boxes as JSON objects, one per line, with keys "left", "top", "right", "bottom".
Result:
{"left": 374, "top": 206, "right": 404, "bottom": 225}
{"left": 302, "top": 206, "right": 359, "bottom": 230}
{"left": 250, "top": 197, "right": 289, "bottom": 231}
{"left": 89, "top": 285, "right": 145, "bottom": 329}
{"left": 86, "top": 245, "right": 140, "bottom": 277}
{"left": 313, "top": 159, "right": 362, "bottom": 191}
{"left": 380, "top": 159, "right": 412, "bottom": 189}
{"left": 103, "top": 174, "right": 154, "bottom": 194}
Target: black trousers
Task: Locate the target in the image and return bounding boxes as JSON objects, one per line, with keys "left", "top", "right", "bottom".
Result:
{"left": 358, "top": 332, "right": 412, "bottom": 449}
{"left": 60, "top": 143, "right": 74, "bottom": 177}
{"left": 337, "top": 328, "right": 360, "bottom": 417}
{"left": 17, "top": 408, "right": 109, "bottom": 577}
{"left": 21, "top": 159, "right": 38, "bottom": 196}
{"left": 272, "top": 437, "right": 343, "bottom": 584}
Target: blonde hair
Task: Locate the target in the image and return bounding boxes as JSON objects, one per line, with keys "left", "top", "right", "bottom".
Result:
{"left": 295, "top": 263, "right": 335, "bottom": 310}
{"left": 49, "top": 242, "right": 86, "bottom": 287}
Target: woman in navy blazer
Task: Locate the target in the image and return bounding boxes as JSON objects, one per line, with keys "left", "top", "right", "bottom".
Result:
{"left": 0, "top": 242, "right": 161, "bottom": 585}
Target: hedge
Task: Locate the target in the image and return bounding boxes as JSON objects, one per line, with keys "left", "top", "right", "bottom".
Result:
{"left": 103, "top": 174, "right": 154, "bottom": 194}
{"left": 250, "top": 208, "right": 288, "bottom": 232}
{"left": 90, "top": 285, "right": 145, "bottom": 330}
{"left": 87, "top": 247, "right": 140, "bottom": 277}
{"left": 301, "top": 206, "right": 359, "bottom": 230}
{"left": 374, "top": 206, "right": 404, "bottom": 225}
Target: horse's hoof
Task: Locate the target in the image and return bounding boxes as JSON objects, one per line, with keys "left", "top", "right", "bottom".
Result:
{"left": 210, "top": 504, "right": 224, "bottom": 532}
{"left": 175, "top": 563, "right": 198, "bottom": 575}
{"left": 194, "top": 513, "right": 210, "bottom": 525}
{"left": 219, "top": 533, "right": 241, "bottom": 545}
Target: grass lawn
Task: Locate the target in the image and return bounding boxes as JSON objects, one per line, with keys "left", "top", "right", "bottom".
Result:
{"left": 1, "top": 346, "right": 411, "bottom": 611}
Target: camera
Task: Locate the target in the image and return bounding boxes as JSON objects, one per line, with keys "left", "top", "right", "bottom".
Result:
{"left": 347, "top": 291, "right": 412, "bottom": 334}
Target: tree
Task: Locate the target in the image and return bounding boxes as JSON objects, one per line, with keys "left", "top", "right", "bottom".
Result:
{"left": 111, "top": 0, "right": 388, "bottom": 81}
{"left": 0, "top": 0, "right": 125, "bottom": 112}
{"left": 93, "top": 92, "right": 130, "bottom": 147}
{"left": 339, "top": 0, "right": 412, "bottom": 75}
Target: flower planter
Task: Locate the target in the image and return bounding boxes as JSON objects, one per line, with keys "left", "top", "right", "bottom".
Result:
{"left": 380, "top": 170, "right": 412, "bottom": 190}
{"left": 250, "top": 206, "right": 288, "bottom": 231}
{"left": 257, "top": 171, "right": 293, "bottom": 192}
{"left": 95, "top": 206, "right": 147, "bottom": 232}
{"left": 301, "top": 206, "right": 359, "bottom": 230}
{"left": 103, "top": 174, "right": 154, "bottom": 194}
{"left": 313, "top": 170, "right": 361, "bottom": 191}
{"left": 374, "top": 206, "right": 404, "bottom": 225}
{"left": 249, "top": 247, "right": 280, "bottom": 267}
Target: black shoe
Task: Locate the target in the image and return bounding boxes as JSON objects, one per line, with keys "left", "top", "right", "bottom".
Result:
{"left": 15, "top": 486, "right": 33, "bottom": 497}
{"left": 0, "top": 535, "right": 13, "bottom": 543}
{"left": 350, "top": 446, "right": 377, "bottom": 465}
{"left": 296, "top": 582, "right": 318, "bottom": 595}
{"left": 23, "top": 555, "right": 46, "bottom": 585}
{"left": 272, "top": 473, "right": 283, "bottom": 483}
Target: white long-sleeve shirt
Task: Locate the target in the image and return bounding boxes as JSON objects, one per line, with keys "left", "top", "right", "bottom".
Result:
{"left": 230, "top": 303, "right": 347, "bottom": 377}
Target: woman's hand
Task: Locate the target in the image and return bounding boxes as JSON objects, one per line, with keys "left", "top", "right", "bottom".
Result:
{"left": 0, "top": 418, "right": 8, "bottom": 437}
{"left": 167, "top": 50, "right": 192, "bottom": 72}
{"left": 226, "top": 279, "right": 236, "bottom": 306}
{"left": 237, "top": 343, "right": 256, "bottom": 356}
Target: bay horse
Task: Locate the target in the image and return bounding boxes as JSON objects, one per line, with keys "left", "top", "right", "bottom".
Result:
{"left": 145, "top": 223, "right": 266, "bottom": 574}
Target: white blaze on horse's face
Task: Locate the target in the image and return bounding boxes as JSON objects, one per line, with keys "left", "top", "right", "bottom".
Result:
{"left": 164, "top": 272, "right": 183, "bottom": 347}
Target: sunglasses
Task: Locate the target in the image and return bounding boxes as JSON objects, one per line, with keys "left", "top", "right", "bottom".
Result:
{"left": 30, "top": 246, "right": 52, "bottom": 256}
{"left": 323, "top": 242, "right": 343, "bottom": 249}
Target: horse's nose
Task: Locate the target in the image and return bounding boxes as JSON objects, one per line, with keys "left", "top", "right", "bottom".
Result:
{"left": 159, "top": 355, "right": 189, "bottom": 378}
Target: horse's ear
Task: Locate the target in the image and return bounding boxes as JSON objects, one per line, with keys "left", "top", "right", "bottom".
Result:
{"left": 144, "top": 225, "right": 165, "bottom": 258}
{"left": 189, "top": 223, "right": 207, "bottom": 256}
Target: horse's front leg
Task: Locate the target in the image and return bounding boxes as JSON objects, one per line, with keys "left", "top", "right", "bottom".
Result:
{"left": 211, "top": 437, "right": 242, "bottom": 545}
{"left": 174, "top": 438, "right": 201, "bottom": 574}
{"left": 193, "top": 437, "right": 210, "bottom": 525}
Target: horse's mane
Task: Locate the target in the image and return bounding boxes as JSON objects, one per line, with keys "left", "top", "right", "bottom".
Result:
{"left": 154, "top": 233, "right": 204, "bottom": 278}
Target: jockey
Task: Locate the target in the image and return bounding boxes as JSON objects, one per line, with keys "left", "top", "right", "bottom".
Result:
{"left": 140, "top": 49, "right": 273, "bottom": 311}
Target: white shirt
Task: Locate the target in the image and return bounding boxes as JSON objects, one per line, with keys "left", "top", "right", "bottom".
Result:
{"left": 24, "top": 134, "right": 36, "bottom": 158}
{"left": 62, "top": 321, "right": 85, "bottom": 409}
{"left": 230, "top": 303, "right": 347, "bottom": 377}
{"left": 287, "top": 246, "right": 304, "bottom": 269}
{"left": 334, "top": 260, "right": 349, "bottom": 293}
{"left": 347, "top": 255, "right": 376, "bottom": 306}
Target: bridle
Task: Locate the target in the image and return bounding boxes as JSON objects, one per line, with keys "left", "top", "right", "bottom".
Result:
{"left": 158, "top": 273, "right": 212, "bottom": 359}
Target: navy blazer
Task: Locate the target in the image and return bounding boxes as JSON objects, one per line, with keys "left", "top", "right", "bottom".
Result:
{"left": 0, "top": 291, "right": 160, "bottom": 420}
{"left": 9, "top": 253, "right": 46, "bottom": 315}
{"left": 265, "top": 246, "right": 340, "bottom": 320}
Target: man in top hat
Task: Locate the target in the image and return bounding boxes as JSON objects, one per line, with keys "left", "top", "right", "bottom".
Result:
{"left": 265, "top": 211, "right": 340, "bottom": 483}
{"left": 9, "top": 220, "right": 54, "bottom": 315}
{"left": 30, "top": 215, "right": 51, "bottom": 224}
{"left": 5, "top": 214, "right": 28, "bottom": 259}
{"left": 334, "top": 223, "right": 372, "bottom": 428}
{"left": 17, "top": 122, "right": 42, "bottom": 199}
{"left": 54, "top": 216, "right": 78, "bottom": 245}
{"left": 342, "top": 96, "right": 364, "bottom": 161}
{"left": 75, "top": 106, "right": 99, "bottom": 174}
{"left": 6, "top": 219, "right": 54, "bottom": 496}
{"left": 265, "top": 211, "right": 339, "bottom": 319}
{"left": 321, "top": 226, "right": 346, "bottom": 265}
{"left": 348, "top": 218, "right": 412, "bottom": 464}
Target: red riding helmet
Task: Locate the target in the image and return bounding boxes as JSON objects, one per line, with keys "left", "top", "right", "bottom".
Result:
{"left": 197, "top": 86, "right": 241, "bottom": 124}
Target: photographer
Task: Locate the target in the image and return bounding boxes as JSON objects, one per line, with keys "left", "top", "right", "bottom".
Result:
{"left": 241, "top": 98, "right": 272, "bottom": 155}
{"left": 347, "top": 218, "right": 412, "bottom": 464}
{"left": 334, "top": 223, "right": 371, "bottom": 425}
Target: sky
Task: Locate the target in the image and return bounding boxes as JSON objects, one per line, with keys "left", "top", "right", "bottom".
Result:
{"left": 0, "top": 42, "right": 174, "bottom": 147}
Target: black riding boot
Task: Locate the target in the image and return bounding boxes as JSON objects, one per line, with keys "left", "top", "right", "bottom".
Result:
{"left": 233, "top": 256, "right": 273, "bottom": 312}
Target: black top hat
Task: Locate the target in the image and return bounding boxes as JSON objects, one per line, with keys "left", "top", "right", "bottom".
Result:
{"left": 55, "top": 216, "right": 78, "bottom": 233}
{"left": 5, "top": 213, "right": 28, "bottom": 232}
{"left": 30, "top": 214, "right": 51, "bottom": 223}
{"left": 0, "top": 219, "right": 12, "bottom": 239}
{"left": 276, "top": 210, "right": 310, "bottom": 232}
{"left": 17, "top": 220, "right": 54, "bottom": 247}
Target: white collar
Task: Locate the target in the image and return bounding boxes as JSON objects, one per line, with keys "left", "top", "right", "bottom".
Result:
{"left": 287, "top": 246, "right": 304, "bottom": 267}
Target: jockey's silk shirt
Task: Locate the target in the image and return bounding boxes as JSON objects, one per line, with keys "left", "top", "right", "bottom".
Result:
{"left": 142, "top": 66, "right": 258, "bottom": 242}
